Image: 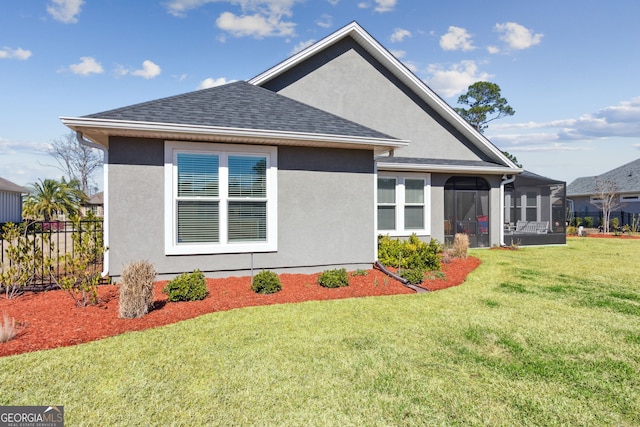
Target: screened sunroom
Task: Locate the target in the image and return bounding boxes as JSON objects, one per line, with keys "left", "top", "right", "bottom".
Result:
{"left": 503, "top": 170, "right": 566, "bottom": 246}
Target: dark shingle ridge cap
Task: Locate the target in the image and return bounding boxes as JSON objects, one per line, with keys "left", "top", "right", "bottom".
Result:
{"left": 84, "top": 81, "right": 398, "bottom": 141}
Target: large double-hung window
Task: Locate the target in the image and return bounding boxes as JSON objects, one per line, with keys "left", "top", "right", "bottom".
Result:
{"left": 377, "top": 173, "right": 430, "bottom": 235}
{"left": 165, "top": 141, "right": 277, "bottom": 254}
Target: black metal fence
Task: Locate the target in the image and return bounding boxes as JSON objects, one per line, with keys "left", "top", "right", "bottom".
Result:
{"left": 0, "top": 220, "right": 104, "bottom": 291}
{"left": 569, "top": 210, "right": 638, "bottom": 229}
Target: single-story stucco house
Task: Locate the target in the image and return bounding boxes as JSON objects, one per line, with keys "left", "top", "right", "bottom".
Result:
{"left": 0, "top": 177, "right": 27, "bottom": 225}
{"left": 567, "top": 157, "right": 640, "bottom": 225}
{"left": 61, "top": 22, "right": 565, "bottom": 279}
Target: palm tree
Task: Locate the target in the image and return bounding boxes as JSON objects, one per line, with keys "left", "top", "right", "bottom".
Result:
{"left": 23, "top": 178, "right": 86, "bottom": 221}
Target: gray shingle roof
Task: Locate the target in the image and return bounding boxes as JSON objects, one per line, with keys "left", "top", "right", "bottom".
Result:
{"left": 84, "top": 81, "right": 396, "bottom": 140}
{"left": 518, "top": 170, "right": 565, "bottom": 185}
{"left": 0, "top": 177, "right": 28, "bottom": 193}
{"left": 375, "top": 157, "right": 507, "bottom": 169}
{"left": 567, "top": 158, "right": 640, "bottom": 196}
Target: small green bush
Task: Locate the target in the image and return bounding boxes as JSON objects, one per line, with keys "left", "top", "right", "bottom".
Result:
{"left": 251, "top": 271, "right": 282, "bottom": 294}
{"left": 163, "top": 270, "right": 208, "bottom": 302}
{"left": 610, "top": 217, "right": 620, "bottom": 230}
{"left": 352, "top": 269, "right": 368, "bottom": 277}
{"left": 378, "top": 233, "right": 441, "bottom": 271}
{"left": 399, "top": 268, "right": 425, "bottom": 285}
{"left": 583, "top": 216, "right": 594, "bottom": 228}
{"left": 318, "top": 268, "right": 349, "bottom": 288}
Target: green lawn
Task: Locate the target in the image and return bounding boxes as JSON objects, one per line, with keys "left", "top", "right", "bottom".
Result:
{"left": 1, "top": 238, "right": 639, "bottom": 426}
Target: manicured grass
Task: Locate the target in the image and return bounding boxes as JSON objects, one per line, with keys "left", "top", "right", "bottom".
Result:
{"left": 1, "top": 238, "right": 639, "bottom": 426}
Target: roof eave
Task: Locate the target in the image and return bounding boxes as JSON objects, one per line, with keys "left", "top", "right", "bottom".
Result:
{"left": 60, "top": 116, "right": 409, "bottom": 155}
{"left": 376, "top": 160, "right": 523, "bottom": 175}
{"left": 249, "top": 21, "right": 518, "bottom": 169}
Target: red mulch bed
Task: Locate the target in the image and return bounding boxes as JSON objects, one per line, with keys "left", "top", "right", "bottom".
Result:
{"left": 568, "top": 233, "right": 640, "bottom": 239}
{"left": 0, "top": 256, "right": 480, "bottom": 357}
{"left": 583, "top": 233, "right": 640, "bottom": 239}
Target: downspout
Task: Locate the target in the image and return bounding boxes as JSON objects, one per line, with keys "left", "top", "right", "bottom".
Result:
{"left": 76, "top": 132, "right": 109, "bottom": 278}
{"left": 500, "top": 174, "right": 516, "bottom": 246}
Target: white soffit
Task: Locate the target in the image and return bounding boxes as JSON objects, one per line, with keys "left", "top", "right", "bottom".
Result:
{"left": 60, "top": 116, "right": 409, "bottom": 155}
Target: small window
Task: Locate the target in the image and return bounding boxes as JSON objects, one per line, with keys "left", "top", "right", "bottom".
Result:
{"left": 377, "top": 177, "right": 396, "bottom": 231}
{"left": 377, "top": 174, "right": 430, "bottom": 235}
{"left": 404, "top": 179, "right": 424, "bottom": 230}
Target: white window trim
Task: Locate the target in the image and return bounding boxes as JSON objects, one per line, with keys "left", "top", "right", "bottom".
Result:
{"left": 164, "top": 141, "right": 278, "bottom": 255}
{"left": 377, "top": 172, "right": 431, "bottom": 236}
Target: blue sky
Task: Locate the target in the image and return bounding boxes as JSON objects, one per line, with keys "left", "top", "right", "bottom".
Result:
{"left": 2, "top": 0, "right": 640, "bottom": 191}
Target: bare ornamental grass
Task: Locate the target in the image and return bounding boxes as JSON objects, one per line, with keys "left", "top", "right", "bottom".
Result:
{"left": 0, "top": 313, "right": 16, "bottom": 343}
{"left": 118, "top": 261, "right": 156, "bottom": 319}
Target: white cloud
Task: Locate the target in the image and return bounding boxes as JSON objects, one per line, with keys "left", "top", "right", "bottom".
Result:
{"left": 0, "top": 47, "right": 32, "bottom": 60}
{"left": 47, "top": 0, "right": 84, "bottom": 24}
{"left": 357, "top": 0, "right": 395, "bottom": 11}
{"left": 291, "top": 39, "right": 316, "bottom": 54}
{"left": 327, "top": 0, "right": 339, "bottom": 5}
{"left": 165, "top": 1, "right": 299, "bottom": 38}
{"left": 488, "top": 97, "right": 640, "bottom": 151}
{"left": 116, "top": 60, "right": 162, "bottom": 79}
{"left": 131, "top": 60, "right": 162, "bottom": 79}
{"left": 440, "top": 26, "right": 475, "bottom": 51}
{"left": 216, "top": 11, "right": 296, "bottom": 38}
{"left": 67, "top": 56, "right": 104, "bottom": 76}
{"left": 0, "top": 137, "right": 50, "bottom": 156}
{"left": 165, "top": 0, "right": 211, "bottom": 18}
{"left": 487, "top": 45, "right": 500, "bottom": 54}
{"left": 494, "top": 22, "right": 543, "bottom": 51}
{"left": 390, "top": 28, "right": 411, "bottom": 43}
{"left": 315, "top": 14, "right": 332, "bottom": 28}
{"left": 389, "top": 49, "right": 406, "bottom": 59}
{"left": 426, "top": 60, "right": 493, "bottom": 98}
{"left": 198, "top": 77, "right": 233, "bottom": 89}
{"left": 374, "top": 0, "right": 396, "bottom": 12}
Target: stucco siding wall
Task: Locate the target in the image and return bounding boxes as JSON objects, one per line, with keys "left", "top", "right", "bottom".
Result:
{"left": 262, "top": 38, "right": 489, "bottom": 162}
{"left": 108, "top": 137, "right": 375, "bottom": 278}
{"left": 0, "top": 191, "right": 23, "bottom": 223}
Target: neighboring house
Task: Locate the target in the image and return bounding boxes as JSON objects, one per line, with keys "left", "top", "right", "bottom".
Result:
{"left": 81, "top": 191, "right": 104, "bottom": 217}
{"left": 61, "top": 22, "right": 565, "bottom": 279}
{"left": 567, "top": 157, "right": 640, "bottom": 223}
{"left": 0, "top": 177, "right": 27, "bottom": 224}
